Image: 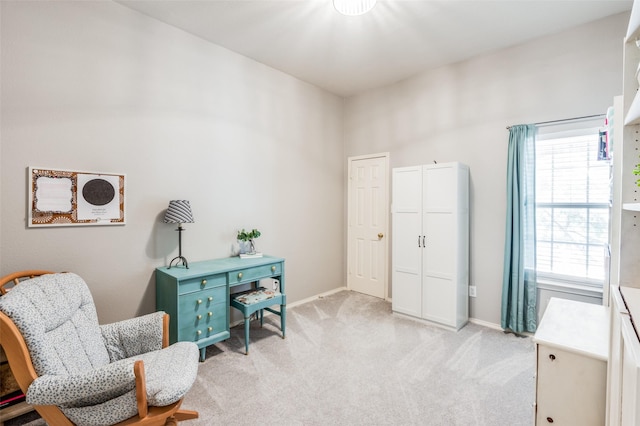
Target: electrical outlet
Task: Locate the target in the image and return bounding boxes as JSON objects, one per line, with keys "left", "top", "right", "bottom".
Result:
{"left": 273, "top": 280, "right": 279, "bottom": 291}
{"left": 469, "top": 286, "right": 477, "bottom": 297}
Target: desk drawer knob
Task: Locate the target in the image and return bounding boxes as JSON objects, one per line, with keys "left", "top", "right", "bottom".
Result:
{"left": 197, "top": 299, "right": 202, "bottom": 305}
{"left": 208, "top": 296, "right": 213, "bottom": 302}
{"left": 271, "top": 266, "right": 276, "bottom": 272}
{"left": 201, "top": 279, "right": 207, "bottom": 286}
{"left": 238, "top": 272, "right": 243, "bottom": 279}
{"left": 208, "top": 311, "right": 213, "bottom": 317}
{"left": 196, "top": 315, "right": 202, "bottom": 320}
{"left": 196, "top": 330, "right": 202, "bottom": 336}
{"left": 208, "top": 327, "right": 213, "bottom": 332}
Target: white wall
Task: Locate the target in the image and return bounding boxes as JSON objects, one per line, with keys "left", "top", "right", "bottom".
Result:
{"left": 0, "top": 1, "right": 345, "bottom": 322}
{"left": 0, "top": 2, "right": 628, "bottom": 328}
{"left": 344, "top": 13, "right": 627, "bottom": 326}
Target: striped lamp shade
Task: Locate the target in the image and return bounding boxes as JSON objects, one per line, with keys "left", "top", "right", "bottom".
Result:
{"left": 164, "top": 200, "right": 194, "bottom": 224}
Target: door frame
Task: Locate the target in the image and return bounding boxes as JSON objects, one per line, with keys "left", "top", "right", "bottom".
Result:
{"left": 346, "top": 152, "right": 390, "bottom": 300}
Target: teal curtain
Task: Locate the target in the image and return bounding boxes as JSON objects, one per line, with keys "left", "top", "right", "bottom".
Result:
{"left": 501, "top": 124, "right": 537, "bottom": 333}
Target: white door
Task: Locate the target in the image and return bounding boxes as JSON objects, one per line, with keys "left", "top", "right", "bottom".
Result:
{"left": 422, "top": 165, "right": 456, "bottom": 326}
{"left": 391, "top": 166, "right": 422, "bottom": 316}
{"left": 347, "top": 154, "right": 389, "bottom": 299}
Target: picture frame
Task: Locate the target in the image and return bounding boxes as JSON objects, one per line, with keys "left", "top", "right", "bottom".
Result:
{"left": 28, "top": 167, "right": 126, "bottom": 227}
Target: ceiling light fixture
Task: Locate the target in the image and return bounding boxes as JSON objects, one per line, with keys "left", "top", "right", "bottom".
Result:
{"left": 333, "top": 0, "right": 377, "bottom": 16}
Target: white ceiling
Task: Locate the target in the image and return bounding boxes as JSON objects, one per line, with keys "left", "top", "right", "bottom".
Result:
{"left": 116, "top": 0, "right": 633, "bottom": 97}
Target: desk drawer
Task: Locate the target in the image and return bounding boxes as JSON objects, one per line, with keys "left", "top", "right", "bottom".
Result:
{"left": 179, "top": 287, "right": 226, "bottom": 314}
{"left": 179, "top": 273, "right": 226, "bottom": 295}
{"left": 228, "top": 262, "right": 282, "bottom": 285}
{"left": 178, "top": 308, "right": 227, "bottom": 343}
{"left": 178, "top": 287, "right": 227, "bottom": 342}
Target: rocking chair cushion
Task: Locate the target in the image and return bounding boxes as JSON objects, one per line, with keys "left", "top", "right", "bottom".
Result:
{"left": 101, "top": 311, "right": 165, "bottom": 362}
{"left": 0, "top": 272, "right": 110, "bottom": 376}
{"left": 60, "top": 390, "right": 139, "bottom": 426}
{"left": 134, "top": 341, "right": 200, "bottom": 406}
{"left": 60, "top": 342, "right": 199, "bottom": 426}
{"left": 25, "top": 357, "right": 136, "bottom": 406}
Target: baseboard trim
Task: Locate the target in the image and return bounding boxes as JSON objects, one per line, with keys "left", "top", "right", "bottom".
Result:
{"left": 468, "top": 317, "right": 503, "bottom": 331}
{"left": 287, "top": 286, "right": 348, "bottom": 309}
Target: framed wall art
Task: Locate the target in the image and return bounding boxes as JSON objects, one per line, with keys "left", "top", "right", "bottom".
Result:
{"left": 28, "top": 167, "right": 126, "bottom": 227}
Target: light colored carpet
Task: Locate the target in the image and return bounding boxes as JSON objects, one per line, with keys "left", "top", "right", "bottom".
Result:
{"left": 7, "top": 290, "right": 535, "bottom": 425}
{"left": 187, "top": 290, "right": 535, "bottom": 425}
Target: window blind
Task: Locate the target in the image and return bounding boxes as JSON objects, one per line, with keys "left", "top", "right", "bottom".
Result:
{"left": 535, "top": 132, "right": 610, "bottom": 285}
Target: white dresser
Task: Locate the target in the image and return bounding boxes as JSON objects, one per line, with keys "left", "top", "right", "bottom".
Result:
{"left": 608, "top": 286, "right": 640, "bottom": 425}
{"left": 533, "top": 297, "right": 609, "bottom": 425}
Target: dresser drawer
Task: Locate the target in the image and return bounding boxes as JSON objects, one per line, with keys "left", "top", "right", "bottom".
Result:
{"left": 179, "top": 273, "right": 226, "bottom": 295}
{"left": 178, "top": 304, "right": 227, "bottom": 342}
{"left": 228, "top": 262, "right": 282, "bottom": 285}
{"left": 178, "top": 286, "right": 227, "bottom": 343}
{"left": 535, "top": 344, "right": 606, "bottom": 425}
{"left": 178, "top": 287, "right": 226, "bottom": 314}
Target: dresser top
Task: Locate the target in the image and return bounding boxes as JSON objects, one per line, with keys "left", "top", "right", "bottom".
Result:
{"left": 621, "top": 286, "right": 640, "bottom": 339}
{"left": 156, "top": 255, "right": 284, "bottom": 279}
{"left": 621, "top": 286, "right": 640, "bottom": 317}
{"left": 533, "top": 297, "right": 609, "bottom": 361}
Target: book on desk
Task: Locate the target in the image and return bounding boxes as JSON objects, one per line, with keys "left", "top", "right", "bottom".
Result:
{"left": 239, "top": 252, "right": 263, "bottom": 259}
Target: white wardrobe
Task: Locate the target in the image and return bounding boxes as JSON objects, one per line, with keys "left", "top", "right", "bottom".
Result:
{"left": 391, "top": 162, "right": 469, "bottom": 330}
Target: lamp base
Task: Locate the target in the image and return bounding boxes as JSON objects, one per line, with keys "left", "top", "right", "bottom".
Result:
{"left": 168, "top": 255, "right": 189, "bottom": 269}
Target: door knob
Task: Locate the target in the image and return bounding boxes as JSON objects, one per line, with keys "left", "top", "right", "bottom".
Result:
{"left": 378, "top": 233, "right": 384, "bottom": 239}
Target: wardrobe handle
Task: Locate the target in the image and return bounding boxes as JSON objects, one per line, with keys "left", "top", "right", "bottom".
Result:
{"left": 423, "top": 236, "right": 426, "bottom": 246}
{"left": 418, "top": 236, "right": 421, "bottom": 247}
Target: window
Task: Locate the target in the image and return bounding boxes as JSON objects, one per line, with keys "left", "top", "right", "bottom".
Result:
{"left": 535, "top": 128, "right": 610, "bottom": 287}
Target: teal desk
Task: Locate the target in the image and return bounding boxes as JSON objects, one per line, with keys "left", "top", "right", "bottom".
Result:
{"left": 155, "top": 255, "right": 285, "bottom": 361}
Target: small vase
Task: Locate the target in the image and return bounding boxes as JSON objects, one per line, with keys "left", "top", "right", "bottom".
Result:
{"left": 238, "top": 240, "right": 252, "bottom": 255}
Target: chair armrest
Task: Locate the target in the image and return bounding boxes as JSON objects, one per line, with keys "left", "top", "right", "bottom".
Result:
{"left": 26, "top": 358, "right": 136, "bottom": 407}
{"left": 101, "top": 311, "right": 165, "bottom": 361}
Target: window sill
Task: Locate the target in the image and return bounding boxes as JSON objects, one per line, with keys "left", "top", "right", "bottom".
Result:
{"left": 537, "top": 279, "right": 603, "bottom": 299}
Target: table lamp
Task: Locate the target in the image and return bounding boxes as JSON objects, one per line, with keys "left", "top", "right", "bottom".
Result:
{"left": 164, "top": 200, "right": 194, "bottom": 269}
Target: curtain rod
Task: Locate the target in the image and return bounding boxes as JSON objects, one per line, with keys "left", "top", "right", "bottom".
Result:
{"left": 506, "top": 113, "right": 605, "bottom": 130}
